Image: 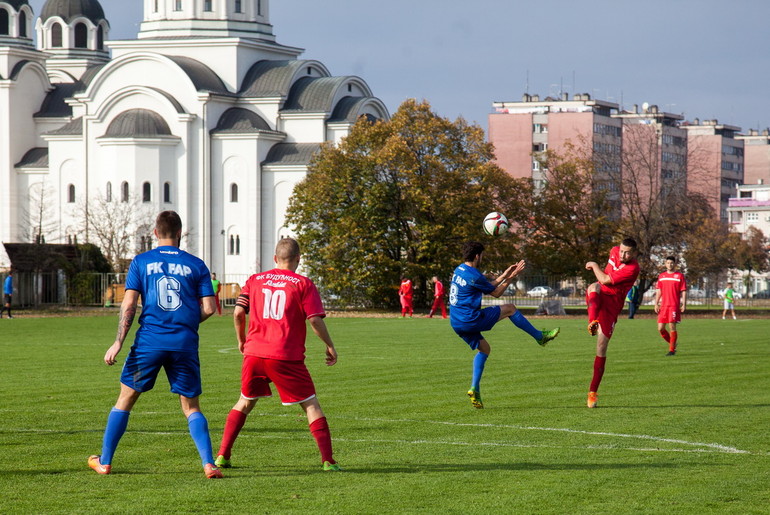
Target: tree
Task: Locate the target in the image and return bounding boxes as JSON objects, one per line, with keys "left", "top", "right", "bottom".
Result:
{"left": 286, "top": 99, "right": 519, "bottom": 308}
{"left": 733, "top": 226, "right": 770, "bottom": 295}
{"left": 20, "top": 180, "right": 59, "bottom": 243}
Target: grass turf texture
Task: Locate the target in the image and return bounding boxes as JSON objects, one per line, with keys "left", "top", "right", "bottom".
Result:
{"left": 0, "top": 314, "right": 768, "bottom": 513}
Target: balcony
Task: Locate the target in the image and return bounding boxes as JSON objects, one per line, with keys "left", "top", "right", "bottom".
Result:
{"left": 728, "top": 198, "right": 770, "bottom": 208}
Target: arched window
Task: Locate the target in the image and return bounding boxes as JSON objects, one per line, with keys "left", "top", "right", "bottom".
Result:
{"left": 257, "top": 0, "right": 262, "bottom": 16}
{"left": 228, "top": 234, "right": 234, "bottom": 255}
{"left": 67, "top": 184, "right": 75, "bottom": 203}
{"left": 19, "top": 10, "right": 27, "bottom": 37}
{"left": 142, "top": 182, "right": 151, "bottom": 202}
{"left": 230, "top": 183, "right": 238, "bottom": 202}
{"left": 106, "top": 182, "right": 112, "bottom": 202}
{"left": 174, "top": 0, "right": 182, "bottom": 11}
{"left": 204, "top": 0, "right": 213, "bottom": 12}
{"left": 97, "top": 25, "right": 104, "bottom": 49}
{"left": 74, "top": 23, "right": 87, "bottom": 48}
{"left": 235, "top": 0, "right": 242, "bottom": 13}
{"left": 154, "top": 0, "right": 159, "bottom": 13}
{"left": 0, "top": 9, "right": 9, "bottom": 36}
{"left": 51, "top": 23, "right": 62, "bottom": 47}
{"left": 121, "top": 181, "right": 129, "bottom": 202}
{"left": 236, "top": 235, "right": 240, "bottom": 255}
{"left": 163, "top": 182, "right": 171, "bottom": 203}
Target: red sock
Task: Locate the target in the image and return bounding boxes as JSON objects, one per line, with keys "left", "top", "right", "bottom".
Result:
{"left": 669, "top": 332, "right": 677, "bottom": 352}
{"left": 590, "top": 356, "right": 606, "bottom": 392}
{"left": 659, "top": 329, "right": 670, "bottom": 343}
{"left": 587, "top": 291, "right": 601, "bottom": 321}
{"left": 218, "top": 409, "right": 248, "bottom": 459}
{"left": 309, "top": 416, "right": 334, "bottom": 464}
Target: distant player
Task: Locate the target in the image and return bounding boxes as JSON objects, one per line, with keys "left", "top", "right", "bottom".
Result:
{"left": 1, "top": 270, "right": 13, "bottom": 319}
{"left": 585, "top": 238, "right": 640, "bottom": 408}
{"left": 654, "top": 256, "right": 687, "bottom": 356}
{"left": 449, "top": 241, "right": 560, "bottom": 409}
{"left": 88, "top": 211, "right": 222, "bottom": 478}
{"left": 215, "top": 238, "right": 340, "bottom": 471}
{"left": 399, "top": 276, "right": 414, "bottom": 317}
{"left": 427, "top": 276, "right": 447, "bottom": 318}
{"left": 211, "top": 272, "right": 222, "bottom": 315}
{"left": 722, "top": 282, "right": 736, "bottom": 320}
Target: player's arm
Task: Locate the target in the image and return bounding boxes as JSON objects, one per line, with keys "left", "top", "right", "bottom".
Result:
{"left": 233, "top": 305, "right": 248, "bottom": 354}
{"left": 680, "top": 290, "right": 687, "bottom": 312}
{"left": 585, "top": 262, "right": 612, "bottom": 285}
{"left": 200, "top": 295, "right": 217, "bottom": 322}
{"left": 654, "top": 288, "right": 661, "bottom": 314}
{"left": 490, "top": 260, "right": 525, "bottom": 298}
{"left": 105, "top": 289, "right": 140, "bottom": 366}
{"left": 308, "top": 316, "right": 337, "bottom": 366}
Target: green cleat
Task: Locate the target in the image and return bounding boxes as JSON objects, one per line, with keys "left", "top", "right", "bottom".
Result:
{"left": 214, "top": 455, "right": 231, "bottom": 468}
{"left": 323, "top": 461, "right": 342, "bottom": 471}
{"left": 537, "top": 327, "right": 560, "bottom": 346}
{"left": 467, "top": 389, "right": 483, "bottom": 409}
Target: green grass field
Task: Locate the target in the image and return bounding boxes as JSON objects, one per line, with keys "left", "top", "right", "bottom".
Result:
{"left": 1, "top": 313, "right": 768, "bottom": 514}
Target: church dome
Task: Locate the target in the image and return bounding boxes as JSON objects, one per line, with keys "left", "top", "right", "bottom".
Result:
{"left": 105, "top": 109, "right": 172, "bottom": 138}
{"left": 40, "top": 0, "right": 105, "bottom": 24}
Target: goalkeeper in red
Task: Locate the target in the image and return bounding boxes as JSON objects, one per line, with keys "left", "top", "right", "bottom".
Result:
{"left": 215, "top": 238, "right": 340, "bottom": 471}
{"left": 654, "top": 256, "right": 687, "bottom": 356}
{"left": 585, "top": 237, "right": 640, "bottom": 408}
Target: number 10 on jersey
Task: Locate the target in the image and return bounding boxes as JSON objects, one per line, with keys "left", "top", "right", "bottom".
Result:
{"left": 262, "top": 288, "right": 286, "bottom": 320}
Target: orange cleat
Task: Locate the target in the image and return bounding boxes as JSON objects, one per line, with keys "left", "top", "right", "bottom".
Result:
{"left": 204, "top": 463, "right": 223, "bottom": 479}
{"left": 587, "top": 391, "right": 598, "bottom": 408}
{"left": 88, "top": 455, "right": 111, "bottom": 475}
{"left": 587, "top": 320, "right": 600, "bottom": 336}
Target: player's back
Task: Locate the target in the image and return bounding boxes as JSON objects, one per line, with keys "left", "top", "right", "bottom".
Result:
{"left": 449, "top": 264, "right": 494, "bottom": 326}
{"left": 127, "top": 246, "right": 213, "bottom": 351}
{"left": 240, "top": 268, "right": 325, "bottom": 361}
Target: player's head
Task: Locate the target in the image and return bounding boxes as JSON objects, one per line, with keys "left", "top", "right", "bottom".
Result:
{"left": 462, "top": 241, "right": 485, "bottom": 265}
{"left": 619, "top": 237, "right": 638, "bottom": 263}
{"left": 665, "top": 256, "right": 677, "bottom": 271}
{"left": 211, "top": 273, "right": 217, "bottom": 279}
{"left": 155, "top": 211, "right": 183, "bottom": 243}
{"left": 431, "top": 276, "right": 439, "bottom": 283}
{"left": 275, "top": 237, "right": 300, "bottom": 269}
{"left": 727, "top": 282, "right": 733, "bottom": 288}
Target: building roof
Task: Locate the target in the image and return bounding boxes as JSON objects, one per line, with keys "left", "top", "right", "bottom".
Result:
{"left": 212, "top": 108, "right": 276, "bottom": 134}
{"left": 329, "top": 96, "right": 373, "bottom": 123}
{"left": 282, "top": 76, "right": 349, "bottom": 113}
{"left": 167, "top": 56, "right": 229, "bottom": 95}
{"left": 262, "top": 143, "right": 321, "bottom": 166}
{"left": 45, "top": 116, "right": 83, "bottom": 136}
{"left": 40, "top": 0, "right": 105, "bottom": 23}
{"left": 105, "top": 109, "right": 171, "bottom": 137}
{"left": 2, "top": 1, "right": 30, "bottom": 11}
{"left": 14, "top": 147, "right": 49, "bottom": 168}
{"left": 34, "top": 64, "right": 103, "bottom": 118}
{"left": 239, "top": 60, "right": 316, "bottom": 98}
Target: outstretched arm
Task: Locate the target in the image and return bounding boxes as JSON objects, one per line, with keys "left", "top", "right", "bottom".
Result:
{"left": 490, "top": 260, "right": 525, "bottom": 298}
{"left": 105, "top": 289, "right": 140, "bottom": 365}
{"left": 308, "top": 316, "right": 337, "bottom": 366}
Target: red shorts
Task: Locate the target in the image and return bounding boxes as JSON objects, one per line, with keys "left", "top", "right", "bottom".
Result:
{"left": 596, "top": 294, "right": 625, "bottom": 338}
{"left": 657, "top": 306, "right": 682, "bottom": 324}
{"left": 241, "top": 355, "right": 316, "bottom": 405}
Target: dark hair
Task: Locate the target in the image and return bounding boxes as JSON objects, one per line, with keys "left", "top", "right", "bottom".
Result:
{"left": 155, "top": 211, "right": 182, "bottom": 239}
{"left": 462, "top": 241, "right": 485, "bottom": 262}
{"left": 621, "top": 237, "right": 637, "bottom": 249}
{"left": 666, "top": 256, "right": 677, "bottom": 262}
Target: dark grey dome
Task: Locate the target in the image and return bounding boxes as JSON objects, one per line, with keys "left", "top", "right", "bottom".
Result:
{"left": 213, "top": 108, "right": 273, "bottom": 133}
{"left": 105, "top": 109, "right": 171, "bottom": 138}
{"left": 40, "top": 0, "right": 105, "bottom": 23}
{"left": 2, "top": 1, "right": 31, "bottom": 11}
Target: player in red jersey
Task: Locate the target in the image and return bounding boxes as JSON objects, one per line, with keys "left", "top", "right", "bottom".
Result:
{"left": 654, "top": 256, "right": 687, "bottom": 356}
{"left": 427, "top": 276, "right": 447, "bottom": 318}
{"left": 215, "top": 238, "right": 341, "bottom": 471}
{"left": 399, "top": 277, "right": 414, "bottom": 317}
{"left": 584, "top": 238, "right": 640, "bottom": 408}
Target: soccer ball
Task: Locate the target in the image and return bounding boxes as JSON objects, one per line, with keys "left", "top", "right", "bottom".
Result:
{"left": 483, "top": 212, "right": 509, "bottom": 236}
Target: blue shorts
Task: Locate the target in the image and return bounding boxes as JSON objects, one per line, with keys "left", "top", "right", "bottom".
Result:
{"left": 451, "top": 306, "right": 501, "bottom": 350}
{"left": 121, "top": 346, "right": 202, "bottom": 398}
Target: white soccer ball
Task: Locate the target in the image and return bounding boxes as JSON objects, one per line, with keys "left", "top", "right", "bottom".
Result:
{"left": 483, "top": 212, "right": 509, "bottom": 236}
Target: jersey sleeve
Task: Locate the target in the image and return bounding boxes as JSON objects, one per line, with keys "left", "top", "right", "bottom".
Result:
{"left": 125, "top": 258, "right": 142, "bottom": 292}
{"left": 236, "top": 277, "right": 252, "bottom": 313}
{"left": 679, "top": 273, "right": 687, "bottom": 291}
{"left": 609, "top": 263, "right": 639, "bottom": 286}
{"left": 470, "top": 272, "right": 496, "bottom": 294}
{"left": 303, "top": 280, "right": 326, "bottom": 319}
{"left": 197, "top": 262, "right": 215, "bottom": 298}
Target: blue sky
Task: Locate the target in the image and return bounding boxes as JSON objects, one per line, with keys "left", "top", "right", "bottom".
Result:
{"left": 28, "top": 0, "right": 770, "bottom": 132}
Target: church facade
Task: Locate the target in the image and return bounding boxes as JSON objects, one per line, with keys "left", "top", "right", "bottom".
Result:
{"left": 0, "top": 0, "right": 388, "bottom": 277}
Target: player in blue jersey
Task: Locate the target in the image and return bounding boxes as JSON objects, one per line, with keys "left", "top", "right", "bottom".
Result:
{"left": 88, "top": 211, "right": 223, "bottom": 478}
{"left": 449, "top": 241, "right": 560, "bottom": 409}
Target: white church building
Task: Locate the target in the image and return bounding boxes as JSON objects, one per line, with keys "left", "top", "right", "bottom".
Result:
{"left": 0, "top": 0, "right": 388, "bottom": 277}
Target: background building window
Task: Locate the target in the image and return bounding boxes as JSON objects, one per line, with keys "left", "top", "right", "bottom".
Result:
{"left": 0, "top": 9, "right": 8, "bottom": 36}
{"left": 174, "top": 0, "right": 182, "bottom": 11}
{"left": 19, "top": 10, "right": 27, "bottom": 37}
{"left": 230, "top": 183, "right": 238, "bottom": 202}
{"left": 74, "top": 23, "right": 88, "bottom": 48}
{"left": 97, "top": 25, "right": 104, "bottom": 49}
{"left": 235, "top": 0, "right": 242, "bottom": 13}
{"left": 204, "top": 0, "right": 212, "bottom": 12}
{"left": 106, "top": 182, "right": 112, "bottom": 202}
{"left": 228, "top": 234, "right": 241, "bottom": 255}
{"left": 51, "top": 23, "right": 62, "bottom": 47}
{"left": 121, "top": 181, "right": 129, "bottom": 202}
{"left": 67, "top": 184, "right": 75, "bottom": 203}
{"left": 163, "top": 182, "right": 171, "bottom": 203}
{"left": 142, "top": 182, "right": 151, "bottom": 202}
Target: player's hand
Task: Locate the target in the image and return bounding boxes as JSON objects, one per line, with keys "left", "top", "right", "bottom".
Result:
{"left": 585, "top": 261, "right": 598, "bottom": 271}
{"left": 104, "top": 341, "right": 122, "bottom": 366}
{"left": 654, "top": 304, "right": 660, "bottom": 314}
{"left": 681, "top": 304, "right": 686, "bottom": 313}
{"left": 325, "top": 346, "right": 338, "bottom": 366}
{"left": 238, "top": 340, "right": 246, "bottom": 354}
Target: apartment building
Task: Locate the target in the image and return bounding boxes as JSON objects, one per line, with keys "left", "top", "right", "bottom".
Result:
{"left": 736, "top": 129, "right": 770, "bottom": 186}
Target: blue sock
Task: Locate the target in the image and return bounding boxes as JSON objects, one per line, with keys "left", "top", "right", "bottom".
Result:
{"left": 510, "top": 310, "right": 543, "bottom": 341}
{"left": 187, "top": 411, "right": 215, "bottom": 466}
{"left": 471, "top": 351, "right": 489, "bottom": 391}
{"left": 101, "top": 408, "right": 130, "bottom": 465}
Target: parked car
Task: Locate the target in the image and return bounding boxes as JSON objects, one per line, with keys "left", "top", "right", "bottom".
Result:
{"left": 527, "top": 286, "right": 554, "bottom": 297}
{"left": 556, "top": 287, "right": 575, "bottom": 297}
{"left": 717, "top": 289, "right": 743, "bottom": 300}
{"left": 753, "top": 290, "right": 770, "bottom": 299}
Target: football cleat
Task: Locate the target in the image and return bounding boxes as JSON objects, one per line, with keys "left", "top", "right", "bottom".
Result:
{"left": 537, "top": 327, "right": 560, "bottom": 346}
{"left": 88, "top": 455, "right": 111, "bottom": 475}
{"left": 665, "top": 350, "right": 676, "bottom": 356}
{"left": 323, "top": 461, "right": 342, "bottom": 471}
{"left": 587, "top": 320, "right": 600, "bottom": 336}
{"left": 467, "top": 389, "right": 483, "bottom": 409}
{"left": 204, "top": 463, "right": 223, "bottom": 479}
{"left": 587, "top": 391, "right": 598, "bottom": 408}
{"left": 214, "top": 455, "right": 231, "bottom": 468}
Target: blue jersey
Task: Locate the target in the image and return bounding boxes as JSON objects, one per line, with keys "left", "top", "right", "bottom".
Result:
{"left": 3, "top": 275, "right": 11, "bottom": 295}
{"left": 449, "top": 263, "right": 496, "bottom": 328}
{"left": 125, "top": 246, "right": 214, "bottom": 352}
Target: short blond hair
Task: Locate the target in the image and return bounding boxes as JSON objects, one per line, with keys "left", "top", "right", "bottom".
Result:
{"left": 275, "top": 237, "right": 300, "bottom": 261}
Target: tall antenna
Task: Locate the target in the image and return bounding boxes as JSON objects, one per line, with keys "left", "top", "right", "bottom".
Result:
{"left": 526, "top": 69, "right": 529, "bottom": 94}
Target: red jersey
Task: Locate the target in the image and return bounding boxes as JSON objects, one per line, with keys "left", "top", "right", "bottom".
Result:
{"left": 434, "top": 279, "right": 445, "bottom": 298}
{"left": 237, "top": 268, "right": 325, "bottom": 361}
{"left": 599, "top": 246, "right": 640, "bottom": 300}
{"left": 399, "top": 279, "right": 413, "bottom": 298}
{"left": 656, "top": 271, "right": 686, "bottom": 307}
